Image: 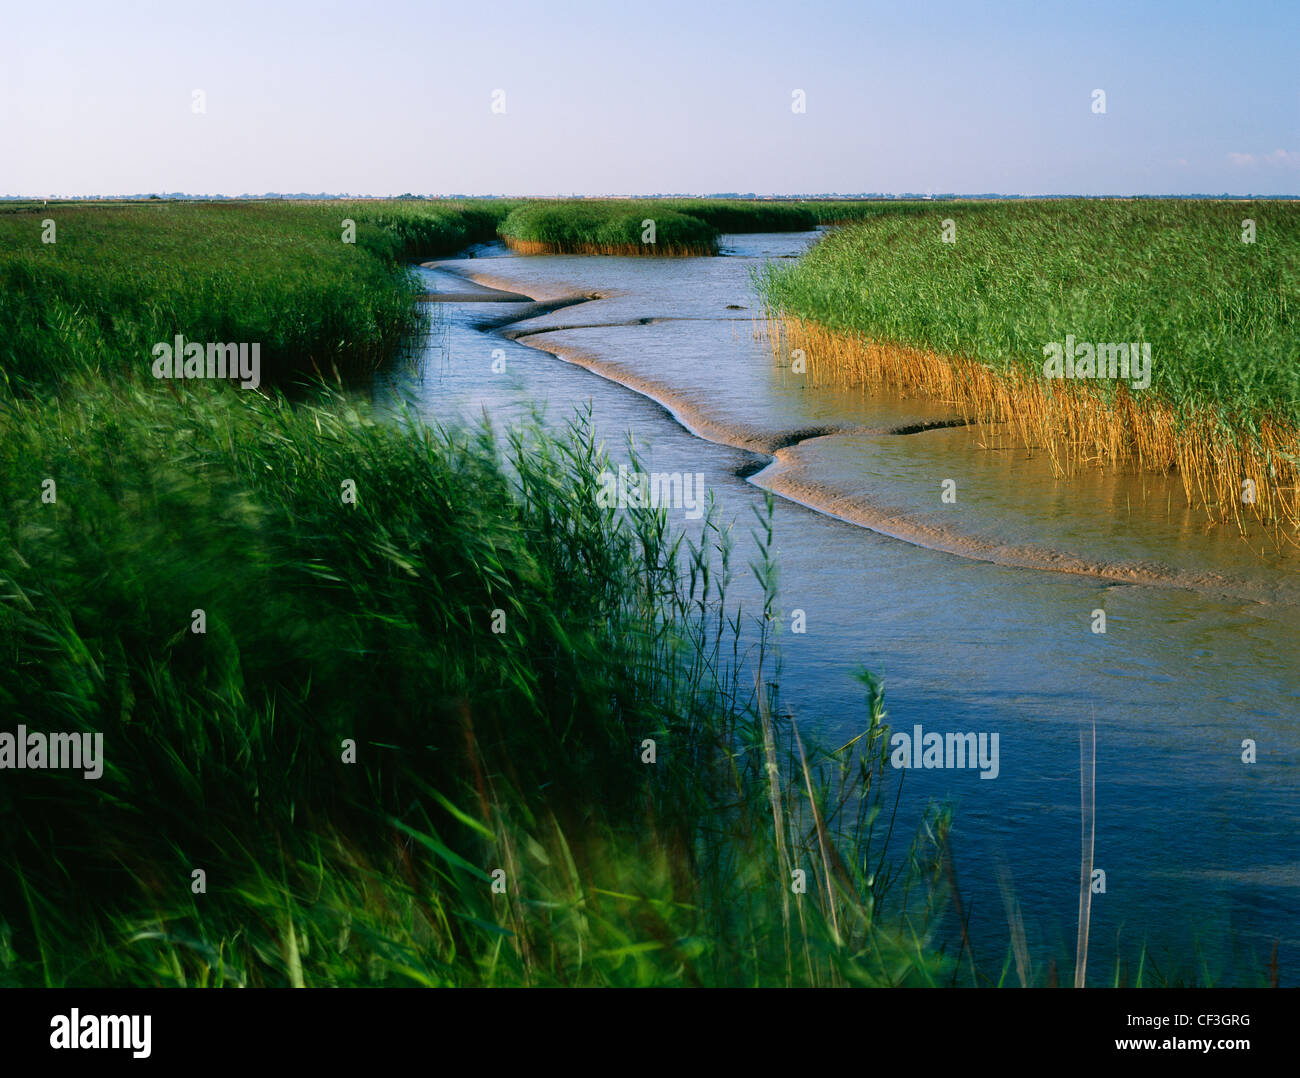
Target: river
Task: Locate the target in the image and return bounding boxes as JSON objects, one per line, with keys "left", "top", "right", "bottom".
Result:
{"left": 371, "top": 229, "right": 1300, "bottom": 986}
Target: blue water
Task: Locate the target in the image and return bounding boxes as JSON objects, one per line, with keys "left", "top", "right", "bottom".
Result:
{"left": 372, "top": 233, "right": 1300, "bottom": 986}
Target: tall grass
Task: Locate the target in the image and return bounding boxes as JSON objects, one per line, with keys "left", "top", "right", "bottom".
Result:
{"left": 498, "top": 198, "right": 836, "bottom": 255}
{"left": 0, "top": 376, "right": 959, "bottom": 986}
{"left": 499, "top": 201, "right": 720, "bottom": 256}
{"left": 1, "top": 197, "right": 835, "bottom": 398}
{"left": 759, "top": 200, "right": 1300, "bottom": 531}
{"left": 664, "top": 200, "right": 818, "bottom": 232}
{"left": 0, "top": 198, "right": 1245, "bottom": 987}
{"left": 0, "top": 201, "right": 517, "bottom": 392}
{"left": 799, "top": 200, "right": 945, "bottom": 224}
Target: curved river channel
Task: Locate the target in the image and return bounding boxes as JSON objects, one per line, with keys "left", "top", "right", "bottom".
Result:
{"left": 371, "top": 230, "right": 1299, "bottom": 986}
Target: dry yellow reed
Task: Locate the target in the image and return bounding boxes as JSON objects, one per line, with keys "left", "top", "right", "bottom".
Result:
{"left": 768, "top": 315, "right": 1300, "bottom": 537}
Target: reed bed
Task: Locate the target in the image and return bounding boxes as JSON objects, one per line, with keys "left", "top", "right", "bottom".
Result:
{"left": 501, "top": 236, "right": 717, "bottom": 257}
{"left": 0, "top": 192, "right": 972, "bottom": 982}
{"left": 802, "top": 200, "right": 943, "bottom": 225}
{"left": 767, "top": 317, "right": 1300, "bottom": 534}
{"left": 0, "top": 377, "right": 959, "bottom": 986}
{"left": 759, "top": 199, "right": 1300, "bottom": 534}
{"left": 498, "top": 201, "right": 720, "bottom": 256}
{"left": 0, "top": 200, "right": 518, "bottom": 392}
{"left": 497, "top": 198, "right": 836, "bottom": 256}
{"left": 0, "top": 198, "right": 1252, "bottom": 987}
{"left": 661, "top": 200, "right": 818, "bottom": 232}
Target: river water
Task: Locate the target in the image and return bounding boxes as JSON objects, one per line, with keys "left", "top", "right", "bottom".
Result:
{"left": 373, "top": 230, "right": 1300, "bottom": 986}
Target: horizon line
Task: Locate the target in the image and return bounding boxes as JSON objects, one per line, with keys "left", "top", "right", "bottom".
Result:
{"left": 5, "top": 192, "right": 1299, "bottom": 202}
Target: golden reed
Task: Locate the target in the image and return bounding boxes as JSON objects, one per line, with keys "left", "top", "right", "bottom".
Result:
{"left": 767, "top": 315, "right": 1300, "bottom": 540}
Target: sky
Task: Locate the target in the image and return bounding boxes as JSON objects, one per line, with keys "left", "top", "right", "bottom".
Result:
{"left": 1, "top": 0, "right": 1296, "bottom": 197}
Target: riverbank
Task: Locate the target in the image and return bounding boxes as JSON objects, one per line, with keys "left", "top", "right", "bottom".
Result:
{"left": 496, "top": 199, "right": 829, "bottom": 256}
{"left": 0, "top": 201, "right": 520, "bottom": 390}
{"left": 0, "top": 200, "right": 954, "bottom": 987}
{"left": 405, "top": 234, "right": 1298, "bottom": 987}
{"left": 430, "top": 245, "right": 1300, "bottom": 606}
{"left": 5, "top": 200, "right": 1290, "bottom": 987}
{"left": 758, "top": 200, "right": 1300, "bottom": 535}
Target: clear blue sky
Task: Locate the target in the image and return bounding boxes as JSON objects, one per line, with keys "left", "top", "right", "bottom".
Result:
{"left": 1, "top": 0, "right": 1296, "bottom": 196}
